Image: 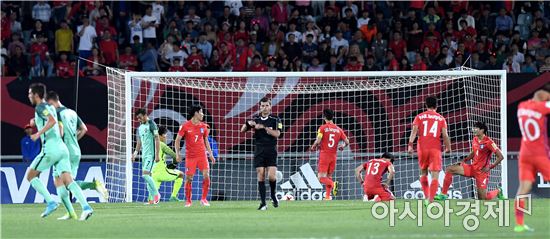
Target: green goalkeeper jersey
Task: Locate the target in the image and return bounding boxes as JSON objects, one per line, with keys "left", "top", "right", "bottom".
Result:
{"left": 34, "top": 102, "right": 63, "bottom": 145}
{"left": 57, "top": 106, "right": 83, "bottom": 156}
{"left": 153, "top": 142, "right": 177, "bottom": 171}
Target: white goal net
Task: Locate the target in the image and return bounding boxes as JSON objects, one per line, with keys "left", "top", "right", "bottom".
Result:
{"left": 105, "top": 70, "right": 507, "bottom": 203}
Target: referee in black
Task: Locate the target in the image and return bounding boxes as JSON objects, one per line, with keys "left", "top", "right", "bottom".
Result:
{"left": 241, "top": 97, "right": 282, "bottom": 210}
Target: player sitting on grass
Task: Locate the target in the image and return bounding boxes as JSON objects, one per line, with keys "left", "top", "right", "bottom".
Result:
{"left": 310, "top": 109, "right": 349, "bottom": 200}
{"left": 151, "top": 125, "right": 184, "bottom": 202}
{"left": 435, "top": 121, "right": 505, "bottom": 201}
{"left": 355, "top": 153, "right": 396, "bottom": 202}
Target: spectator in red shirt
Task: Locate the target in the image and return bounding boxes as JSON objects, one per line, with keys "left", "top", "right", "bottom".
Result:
{"left": 186, "top": 45, "right": 206, "bottom": 71}
{"left": 248, "top": 55, "right": 268, "bottom": 71}
{"left": 344, "top": 56, "right": 363, "bottom": 71}
{"left": 56, "top": 52, "right": 75, "bottom": 78}
{"left": 233, "top": 38, "right": 251, "bottom": 71}
{"left": 29, "top": 34, "right": 54, "bottom": 77}
{"left": 424, "top": 23, "right": 441, "bottom": 42}
{"left": 271, "top": 1, "right": 288, "bottom": 25}
{"left": 386, "top": 51, "right": 399, "bottom": 71}
{"left": 118, "top": 46, "right": 138, "bottom": 71}
{"left": 412, "top": 53, "right": 427, "bottom": 71}
{"left": 388, "top": 31, "right": 407, "bottom": 61}
{"left": 1, "top": 10, "right": 11, "bottom": 41}
{"left": 234, "top": 21, "right": 249, "bottom": 45}
{"left": 219, "top": 41, "right": 235, "bottom": 71}
{"left": 99, "top": 30, "right": 118, "bottom": 67}
{"left": 420, "top": 32, "right": 440, "bottom": 57}
{"left": 96, "top": 16, "right": 117, "bottom": 39}
{"left": 168, "top": 58, "right": 187, "bottom": 72}
{"left": 458, "top": 20, "right": 477, "bottom": 41}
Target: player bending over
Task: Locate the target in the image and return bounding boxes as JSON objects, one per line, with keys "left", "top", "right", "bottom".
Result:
{"left": 408, "top": 96, "right": 451, "bottom": 205}
{"left": 355, "top": 153, "right": 396, "bottom": 202}
{"left": 132, "top": 108, "right": 161, "bottom": 204}
{"left": 151, "top": 125, "right": 184, "bottom": 202}
{"left": 46, "top": 92, "right": 108, "bottom": 219}
{"left": 26, "top": 83, "right": 93, "bottom": 220}
{"left": 310, "top": 109, "right": 349, "bottom": 200}
{"left": 435, "top": 121, "right": 504, "bottom": 201}
{"left": 514, "top": 84, "right": 550, "bottom": 233}
{"left": 175, "top": 105, "right": 216, "bottom": 207}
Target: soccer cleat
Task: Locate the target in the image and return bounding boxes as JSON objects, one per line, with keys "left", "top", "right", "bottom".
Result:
{"left": 144, "top": 200, "right": 153, "bottom": 205}
{"left": 57, "top": 212, "right": 78, "bottom": 220}
{"left": 497, "top": 187, "right": 506, "bottom": 200}
{"left": 257, "top": 203, "right": 267, "bottom": 210}
{"left": 332, "top": 181, "right": 339, "bottom": 196}
{"left": 169, "top": 196, "right": 182, "bottom": 202}
{"left": 324, "top": 196, "right": 333, "bottom": 200}
{"left": 200, "top": 199, "right": 210, "bottom": 206}
{"left": 514, "top": 225, "right": 535, "bottom": 233}
{"left": 272, "top": 198, "right": 279, "bottom": 208}
{"left": 184, "top": 201, "right": 192, "bottom": 207}
{"left": 79, "top": 206, "right": 93, "bottom": 221}
{"left": 153, "top": 193, "right": 160, "bottom": 204}
{"left": 434, "top": 194, "right": 448, "bottom": 201}
{"left": 95, "top": 180, "right": 109, "bottom": 201}
{"left": 41, "top": 202, "right": 59, "bottom": 218}
{"left": 373, "top": 195, "right": 381, "bottom": 202}
{"left": 362, "top": 195, "right": 369, "bottom": 202}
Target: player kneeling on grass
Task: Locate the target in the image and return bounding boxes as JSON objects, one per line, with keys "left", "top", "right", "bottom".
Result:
{"left": 310, "top": 109, "right": 349, "bottom": 200}
{"left": 435, "top": 121, "right": 505, "bottom": 201}
{"left": 355, "top": 153, "right": 396, "bottom": 202}
{"left": 151, "top": 125, "right": 184, "bottom": 202}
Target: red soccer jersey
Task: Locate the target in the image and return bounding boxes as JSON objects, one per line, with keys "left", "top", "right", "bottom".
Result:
{"left": 517, "top": 100, "right": 550, "bottom": 159}
{"left": 30, "top": 43, "right": 48, "bottom": 64}
{"left": 413, "top": 110, "right": 447, "bottom": 151}
{"left": 471, "top": 135, "right": 499, "bottom": 171}
{"left": 317, "top": 122, "right": 347, "bottom": 154}
{"left": 99, "top": 39, "right": 118, "bottom": 65}
{"left": 363, "top": 158, "right": 392, "bottom": 188}
{"left": 177, "top": 121, "right": 209, "bottom": 158}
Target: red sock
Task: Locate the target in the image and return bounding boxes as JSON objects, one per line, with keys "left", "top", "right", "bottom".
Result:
{"left": 429, "top": 179, "right": 439, "bottom": 202}
{"left": 202, "top": 178, "right": 210, "bottom": 200}
{"left": 515, "top": 198, "right": 525, "bottom": 226}
{"left": 441, "top": 173, "right": 453, "bottom": 195}
{"left": 185, "top": 182, "right": 192, "bottom": 202}
{"left": 420, "top": 176, "right": 429, "bottom": 200}
{"left": 319, "top": 177, "right": 333, "bottom": 197}
{"left": 486, "top": 190, "right": 499, "bottom": 200}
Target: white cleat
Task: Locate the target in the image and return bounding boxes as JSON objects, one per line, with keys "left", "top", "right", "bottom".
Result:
{"left": 200, "top": 199, "right": 210, "bottom": 206}
{"left": 79, "top": 207, "right": 93, "bottom": 221}
{"left": 57, "top": 212, "right": 77, "bottom": 220}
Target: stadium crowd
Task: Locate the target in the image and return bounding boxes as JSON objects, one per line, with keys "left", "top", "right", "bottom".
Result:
{"left": 1, "top": 0, "right": 550, "bottom": 78}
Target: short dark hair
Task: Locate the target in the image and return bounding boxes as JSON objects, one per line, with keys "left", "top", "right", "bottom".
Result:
{"left": 323, "top": 109, "right": 334, "bottom": 121}
{"left": 29, "top": 83, "right": 46, "bottom": 99}
{"left": 158, "top": 125, "right": 167, "bottom": 135}
{"left": 135, "top": 108, "right": 147, "bottom": 116}
{"left": 381, "top": 152, "right": 395, "bottom": 162}
{"left": 425, "top": 96, "right": 438, "bottom": 108}
{"left": 45, "top": 91, "right": 59, "bottom": 102}
{"left": 474, "top": 121, "right": 488, "bottom": 134}
{"left": 188, "top": 104, "right": 203, "bottom": 119}
{"left": 260, "top": 97, "right": 271, "bottom": 105}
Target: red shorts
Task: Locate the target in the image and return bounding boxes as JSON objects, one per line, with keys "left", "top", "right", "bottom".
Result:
{"left": 519, "top": 156, "right": 550, "bottom": 182}
{"left": 185, "top": 156, "right": 209, "bottom": 176}
{"left": 318, "top": 153, "right": 336, "bottom": 174}
{"left": 363, "top": 185, "right": 394, "bottom": 201}
{"left": 417, "top": 149, "right": 442, "bottom": 171}
{"left": 462, "top": 164, "right": 489, "bottom": 189}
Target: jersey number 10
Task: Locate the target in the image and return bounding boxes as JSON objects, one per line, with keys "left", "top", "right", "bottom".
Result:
{"left": 519, "top": 118, "right": 541, "bottom": 141}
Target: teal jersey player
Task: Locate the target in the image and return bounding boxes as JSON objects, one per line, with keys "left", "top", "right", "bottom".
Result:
{"left": 46, "top": 91, "right": 109, "bottom": 207}
{"left": 132, "top": 108, "right": 161, "bottom": 204}
{"left": 26, "top": 83, "right": 93, "bottom": 221}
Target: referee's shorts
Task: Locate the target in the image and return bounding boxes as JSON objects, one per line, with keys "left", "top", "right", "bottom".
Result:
{"left": 254, "top": 146, "right": 278, "bottom": 168}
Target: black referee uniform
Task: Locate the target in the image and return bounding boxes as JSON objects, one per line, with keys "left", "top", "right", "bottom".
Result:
{"left": 247, "top": 114, "right": 282, "bottom": 209}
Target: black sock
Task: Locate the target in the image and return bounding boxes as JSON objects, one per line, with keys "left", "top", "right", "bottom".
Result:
{"left": 258, "top": 181, "right": 266, "bottom": 205}
{"left": 269, "top": 180, "right": 277, "bottom": 201}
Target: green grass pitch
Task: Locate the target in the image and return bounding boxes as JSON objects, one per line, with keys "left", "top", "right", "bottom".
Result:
{"left": 2, "top": 199, "right": 549, "bottom": 239}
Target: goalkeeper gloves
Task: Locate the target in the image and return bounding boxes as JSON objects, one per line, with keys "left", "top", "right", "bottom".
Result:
{"left": 167, "top": 163, "right": 178, "bottom": 169}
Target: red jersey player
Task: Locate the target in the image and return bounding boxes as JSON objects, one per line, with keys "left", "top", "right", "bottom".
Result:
{"left": 310, "top": 109, "right": 350, "bottom": 200}
{"left": 175, "top": 105, "right": 216, "bottom": 207}
{"left": 436, "top": 121, "right": 505, "bottom": 201}
{"left": 408, "top": 96, "right": 451, "bottom": 204}
{"left": 514, "top": 85, "right": 550, "bottom": 233}
{"left": 354, "top": 153, "right": 396, "bottom": 202}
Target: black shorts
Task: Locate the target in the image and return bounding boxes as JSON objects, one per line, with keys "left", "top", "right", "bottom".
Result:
{"left": 254, "top": 146, "right": 278, "bottom": 168}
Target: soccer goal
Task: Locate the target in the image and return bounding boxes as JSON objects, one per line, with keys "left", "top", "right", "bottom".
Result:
{"left": 105, "top": 69, "right": 507, "bottom": 203}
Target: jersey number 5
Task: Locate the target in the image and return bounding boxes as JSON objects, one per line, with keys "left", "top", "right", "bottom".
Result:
{"left": 328, "top": 134, "right": 335, "bottom": 148}
{"left": 422, "top": 120, "right": 438, "bottom": 137}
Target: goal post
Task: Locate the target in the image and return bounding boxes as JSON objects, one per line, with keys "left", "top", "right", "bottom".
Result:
{"left": 106, "top": 70, "right": 508, "bottom": 203}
